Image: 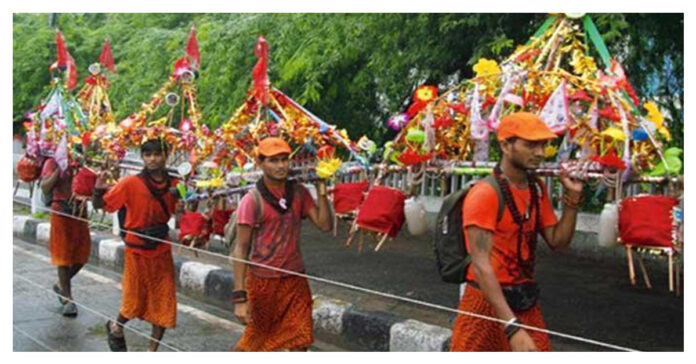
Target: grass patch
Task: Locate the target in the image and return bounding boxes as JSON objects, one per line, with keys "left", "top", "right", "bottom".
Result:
{"left": 32, "top": 211, "right": 49, "bottom": 220}
{"left": 86, "top": 323, "right": 106, "bottom": 337}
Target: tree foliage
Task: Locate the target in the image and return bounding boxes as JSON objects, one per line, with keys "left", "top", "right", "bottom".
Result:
{"left": 13, "top": 13, "right": 683, "bottom": 149}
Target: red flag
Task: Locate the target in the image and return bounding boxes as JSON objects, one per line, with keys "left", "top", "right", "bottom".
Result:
{"left": 252, "top": 35, "right": 269, "bottom": 106}
{"left": 56, "top": 30, "right": 68, "bottom": 68}
{"left": 65, "top": 53, "right": 78, "bottom": 91}
{"left": 186, "top": 26, "right": 200, "bottom": 68}
{"left": 99, "top": 39, "right": 117, "bottom": 73}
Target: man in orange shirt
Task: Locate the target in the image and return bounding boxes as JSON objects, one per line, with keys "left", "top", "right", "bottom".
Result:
{"left": 93, "top": 139, "right": 180, "bottom": 352}
{"left": 231, "top": 137, "right": 332, "bottom": 351}
{"left": 450, "top": 112, "right": 584, "bottom": 352}
{"left": 40, "top": 158, "right": 91, "bottom": 317}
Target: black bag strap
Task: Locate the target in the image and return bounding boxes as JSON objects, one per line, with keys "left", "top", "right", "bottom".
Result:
{"left": 480, "top": 174, "right": 505, "bottom": 223}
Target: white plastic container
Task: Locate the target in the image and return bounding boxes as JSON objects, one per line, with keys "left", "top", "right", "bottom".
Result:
{"left": 404, "top": 197, "right": 428, "bottom": 236}
{"left": 598, "top": 202, "right": 619, "bottom": 248}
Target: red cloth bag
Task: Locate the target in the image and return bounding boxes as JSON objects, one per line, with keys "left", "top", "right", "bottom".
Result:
{"left": 211, "top": 208, "right": 234, "bottom": 235}
{"left": 17, "top": 156, "right": 41, "bottom": 182}
{"left": 72, "top": 167, "right": 98, "bottom": 196}
{"left": 618, "top": 195, "right": 678, "bottom": 248}
{"left": 355, "top": 186, "right": 406, "bottom": 237}
{"left": 179, "top": 211, "right": 211, "bottom": 241}
{"left": 330, "top": 181, "right": 369, "bottom": 214}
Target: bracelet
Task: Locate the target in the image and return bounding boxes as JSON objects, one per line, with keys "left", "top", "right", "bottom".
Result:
{"left": 231, "top": 290, "right": 247, "bottom": 303}
{"left": 504, "top": 317, "right": 522, "bottom": 339}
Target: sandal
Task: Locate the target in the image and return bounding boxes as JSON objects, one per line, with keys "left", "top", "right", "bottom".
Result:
{"left": 105, "top": 320, "right": 127, "bottom": 352}
{"left": 62, "top": 301, "right": 78, "bottom": 317}
{"left": 53, "top": 284, "right": 67, "bottom": 305}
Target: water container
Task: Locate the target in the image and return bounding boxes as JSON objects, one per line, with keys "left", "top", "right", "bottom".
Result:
{"left": 404, "top": 197, "right": 428, "bottom": 236}
{"left": 598, "top": 202, "right": 619, "bottom": 247}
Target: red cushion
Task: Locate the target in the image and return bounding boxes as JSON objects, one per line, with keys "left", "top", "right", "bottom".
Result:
{"left": 72, "top": 167, "right": 98, "bottom": 196}
{"left": 179, "top": 211, "right": 211, "bottom": 241}
{"left": 619, "top": 195, "right": 678, "bottom": 248}
{"left": 211, "top": 208, "right": 234, "bottom": 235}
{"left": 355, "top": 186, "right": 406, "bottom": 237}
{"left": 331, "top": 181, "right": 369, "bottom": 214}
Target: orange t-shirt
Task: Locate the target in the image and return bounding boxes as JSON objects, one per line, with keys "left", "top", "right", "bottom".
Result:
{"left": 462, "top": 179, "right": 557, "bottom": 285}
{"left": 103, "top": 174, "right": 179, "bottom": 257}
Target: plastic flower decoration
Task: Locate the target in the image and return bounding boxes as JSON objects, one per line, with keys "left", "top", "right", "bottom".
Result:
{"left": 315, "top": 145, "right": 342, "bottom": 179}
{"left": 544, "top": 144, "right": 558, "bottom": 158}
{"left": 396, "top": 148, "right": 432, "bottom": 166}
{"left": 644, "top": 101, "right": 671, "bottom": 141}
{"left": 473, "top": 58, "right": 501, "bottom": 78}
{"left": 387, "top": 113, "right": 410, "bottom": 131}
{"left": 407, "top": 85, "right": 438, "bottom": 116}
{"left": 592, "top": 150, "right": 626, "bottom": 170}
{"left": 601, "top": 127, "right": 626, "bottom": 142}
{"left": 414, "top": 85, "right": 437, "bottom": 103}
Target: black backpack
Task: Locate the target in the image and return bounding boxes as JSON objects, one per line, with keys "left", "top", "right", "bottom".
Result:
{"left": 433, "top": 174, "right": 504, "bottom": 284}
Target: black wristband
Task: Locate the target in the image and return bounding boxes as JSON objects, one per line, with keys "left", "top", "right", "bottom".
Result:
{"left": 504, "top": 317, "right": 522, "bottom": 339}
{"left": 232, "top": 290, "right": 247, "bottom": 303}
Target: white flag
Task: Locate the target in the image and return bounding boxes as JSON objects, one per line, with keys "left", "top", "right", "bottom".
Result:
{"left": 469, "top": 84, "right": 488, "bottom": 140}
{"left": 55, "top": 134, "right": 69, "bottom": 172}
{"left": 538, "top": 79, "right": 570, "bottom": 134}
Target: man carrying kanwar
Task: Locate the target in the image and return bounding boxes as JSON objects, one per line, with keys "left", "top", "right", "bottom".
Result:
{"left": 450, "top": 112, "right": 584, "bottom": 351}
{"left": 231, "top": 137, "right": 332, "bottom": 351}
{"left": 40, "top": 157, "right": 92, "bottom": 317}
{"left": 92, "top": 138, "right": 180, "bottom": 352}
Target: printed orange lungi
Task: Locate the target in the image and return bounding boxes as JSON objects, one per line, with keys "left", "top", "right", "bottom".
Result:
{"left": 120, "top": 250, "right": 177, "bottom": 329}
{"left": 450, "top": 284, "right": 552, "bottom": 351}
{"left": 49, "top": 213, "right": 91, "bottom": 267}
{"left": 234, "top": 274, "right": 314, "bottom": 351}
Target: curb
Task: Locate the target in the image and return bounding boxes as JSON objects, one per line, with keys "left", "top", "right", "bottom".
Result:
{"left": 13, "top": 214, "right": 452, "bottom": 352}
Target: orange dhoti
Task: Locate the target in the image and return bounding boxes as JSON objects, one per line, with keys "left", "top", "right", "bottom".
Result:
{"left": 450, "top": 284, "right": 552, "bottom": 351}
{"left": 234, "top": 274, "right": 314, "bottom": 351}
{"left": 120, "top": 250, "right": 177, "bottom": 329}
{"left": 49, "top": 212, "right": 91, "bottom": 267}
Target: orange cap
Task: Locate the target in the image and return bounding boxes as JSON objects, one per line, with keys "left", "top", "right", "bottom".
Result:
{"left": 257, "top": 137, "right": 292, "bottom": 157}
{"left": 496, "top": 112, "right": 557, "bottom": 141}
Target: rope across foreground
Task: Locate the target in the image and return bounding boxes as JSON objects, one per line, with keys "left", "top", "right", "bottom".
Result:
{"left": 13, "top": 198, "right": 639, "bottom": 351}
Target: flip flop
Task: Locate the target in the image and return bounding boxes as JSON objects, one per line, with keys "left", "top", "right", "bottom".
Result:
{"left": 53, "top": 284, "right": 67, "bottom": 305}
{"left": 62, "top": 302, "right": 78, "bottom": 317}
{"left": 105, "top": 320, "right": 127, "bottom": 352}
